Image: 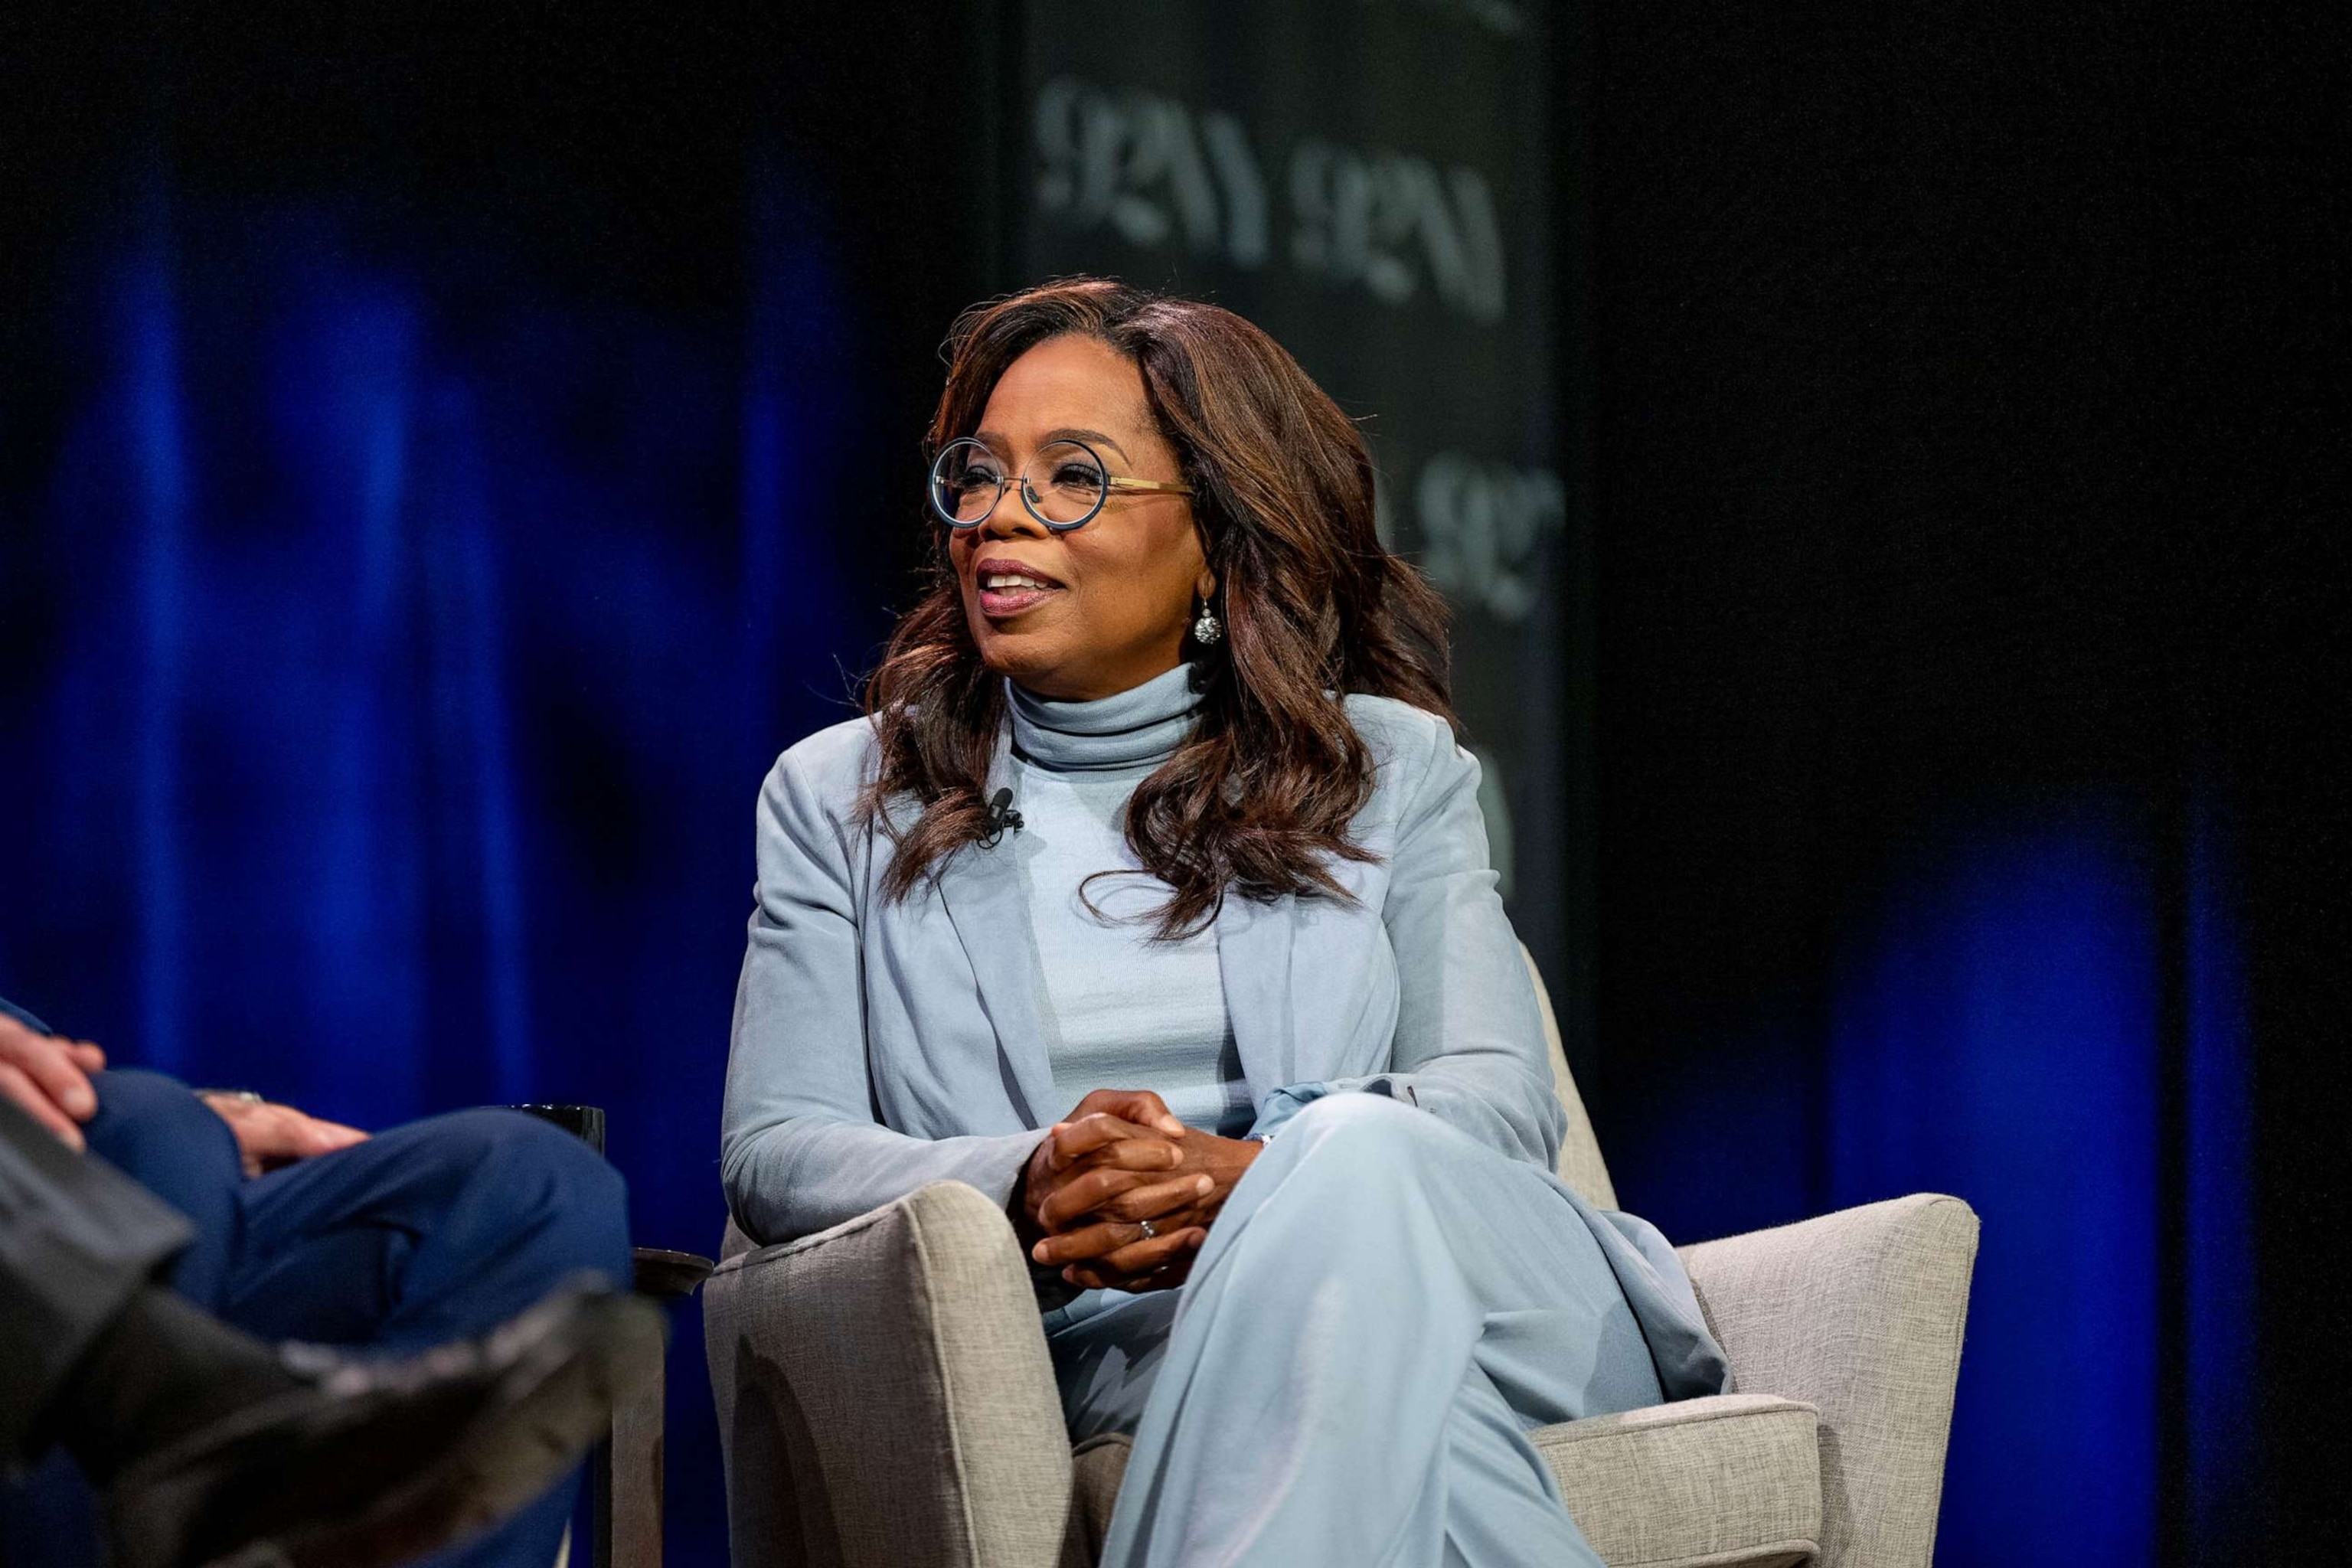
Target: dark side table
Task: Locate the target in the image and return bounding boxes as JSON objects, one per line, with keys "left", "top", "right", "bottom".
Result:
{"left": 502, "top": 1109, "right": 711, "bottom": 1568}
{"left": 592, "top": 1246, "right": 715, "bottom": 1568}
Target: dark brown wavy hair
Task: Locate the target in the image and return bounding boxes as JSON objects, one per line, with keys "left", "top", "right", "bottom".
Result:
{"left": 860, "top": 277, "right": 1456, "bottom": 939}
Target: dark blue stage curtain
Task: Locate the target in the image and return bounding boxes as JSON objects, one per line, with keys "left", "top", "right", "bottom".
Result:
{"left": 0, "top": 178, "right": 868, "bottom": 1567}
{"left": 1603, "top": 795, "right": 2257, "bottom": 1560}
{"left": 1825, "top": 806, "right": 2253, "bottom": 1558}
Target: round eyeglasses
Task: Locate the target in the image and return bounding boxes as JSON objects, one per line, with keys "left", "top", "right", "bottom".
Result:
{"left": 927, "top": 436, "right": 1193, "bottom": 531}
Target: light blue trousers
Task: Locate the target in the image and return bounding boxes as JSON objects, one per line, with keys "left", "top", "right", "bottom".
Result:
{"left": 1047, "top": 1093, "right": 1667, "bottom": 1567}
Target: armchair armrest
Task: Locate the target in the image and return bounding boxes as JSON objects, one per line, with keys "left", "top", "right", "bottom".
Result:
{"left": 1677, "top": 1193, "right": 1978, "bottom": 1568}
{"left": 704, "top": 1181, "right": 1073, "bottom": 1568}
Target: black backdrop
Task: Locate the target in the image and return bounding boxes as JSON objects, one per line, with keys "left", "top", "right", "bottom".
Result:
{"left": 1581, "top": 5, "right": 2341, "bottom": 1558}
{"left": 2, "top": 3, "right": 2339, "bottom": 1563}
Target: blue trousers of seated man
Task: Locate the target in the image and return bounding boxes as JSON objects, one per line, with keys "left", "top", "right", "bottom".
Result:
{"left": 5, "top": 1068, "right": 631, "bottom": 1568}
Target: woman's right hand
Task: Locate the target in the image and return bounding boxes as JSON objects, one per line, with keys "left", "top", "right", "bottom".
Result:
{"left": 1015, "top": 1089, "right": 1211, "bottom": 1282}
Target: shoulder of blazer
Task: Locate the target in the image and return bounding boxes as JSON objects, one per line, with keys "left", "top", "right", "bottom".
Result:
{"left": 760, "top": 713, "right": 888, "bottom": 862}
{"left": 1340, "top": 692, "right": 1459, "bottom": 821}
{"left": 767, "top": 714, "right": 882, "bottom": 804}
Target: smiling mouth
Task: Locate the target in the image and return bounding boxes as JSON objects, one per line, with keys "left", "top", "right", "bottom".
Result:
{"left": 973, "top": 564, "right": 1065, "bottom": 619}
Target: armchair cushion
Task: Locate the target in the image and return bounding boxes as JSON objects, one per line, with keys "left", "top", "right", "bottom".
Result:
{"left": 1538, "top": 1394, "right": 1820, "bottom": 1567}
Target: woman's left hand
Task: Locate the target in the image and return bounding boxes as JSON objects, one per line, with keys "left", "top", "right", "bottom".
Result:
{"left": 1031, "top": 1126, "right": 1264, "bottom": 1292}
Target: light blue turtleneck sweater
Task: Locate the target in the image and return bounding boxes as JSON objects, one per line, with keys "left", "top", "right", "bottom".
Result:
{"left": 1004, "top": 662, "right": 1254, "bottom": 1137}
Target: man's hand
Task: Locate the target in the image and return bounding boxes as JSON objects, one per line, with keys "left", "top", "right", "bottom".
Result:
{"left": 1018, "top": 1088, "right": 1264, "bottom": 1294}
{"left": 0, "top": 1013, "right": 104, "bottom": 1150}
{"left": 199, "top": 1094, "right": 370, "bottom": 1178}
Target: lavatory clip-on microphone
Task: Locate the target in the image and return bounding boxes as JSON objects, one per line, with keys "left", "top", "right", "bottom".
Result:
{"left": 980, "top": 786, "right": 1024, "bottom": 848}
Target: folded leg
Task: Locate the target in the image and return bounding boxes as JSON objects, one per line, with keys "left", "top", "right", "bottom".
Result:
{"left": 224, "top": 1107, "right": 629, "bottom": 1350}
{"left": 1099, "top": 1093, "right": 1664, "bottom": 1568}
{"left": 76, "top": 1079, "right": 630, "bottom": 1568}
{"left": 224, "top": 1106, "right": 632, "bottom": 1568}
{"left": 79, "top": 1069, "right": 243, "bottom": 1309}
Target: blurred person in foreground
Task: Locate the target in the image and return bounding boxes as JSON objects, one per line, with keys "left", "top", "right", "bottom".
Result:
{"left": 720, "top": 279, "right": 1731, "bottom": 1568}
{"left": 2, "top": 998, "right": 645, "bottom": 1568}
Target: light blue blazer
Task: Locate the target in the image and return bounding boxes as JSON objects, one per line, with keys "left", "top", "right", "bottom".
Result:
{"left": 720, "top": 694, "right": 1567, "bottom": 1247}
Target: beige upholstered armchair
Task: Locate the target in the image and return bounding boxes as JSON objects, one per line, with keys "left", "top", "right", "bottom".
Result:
{"left": 704, "top": 952, "right": 1978, "bottom": 1567}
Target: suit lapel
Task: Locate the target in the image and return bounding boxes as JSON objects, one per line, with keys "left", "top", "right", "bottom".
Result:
{"left": 1217, "top": 888, "right": 1300, "bottom": 1109}
{"left": 933, "top": 723, "right": 1060, "bottom": 1128}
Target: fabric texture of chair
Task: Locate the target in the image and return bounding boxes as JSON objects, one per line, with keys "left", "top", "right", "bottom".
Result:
{"left": 705, "top": 950, "right": 1978, "bottom": 1566}
{"left": 1523, "top": 948, "right": 1619, "bottom": 1211}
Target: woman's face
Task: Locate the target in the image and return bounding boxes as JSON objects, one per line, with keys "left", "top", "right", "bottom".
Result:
{"left": 947, "top": 333, "right": 1214, "bottom": 702}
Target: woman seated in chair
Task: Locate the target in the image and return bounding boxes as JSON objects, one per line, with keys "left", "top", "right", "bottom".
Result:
{"left": 720, "top": 277, "right": 1730, "bottom": 1567}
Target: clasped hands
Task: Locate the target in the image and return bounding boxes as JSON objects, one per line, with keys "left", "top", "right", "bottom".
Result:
{"left": 1014, "top": 1088, "right": 1263, "bottom": 1294}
